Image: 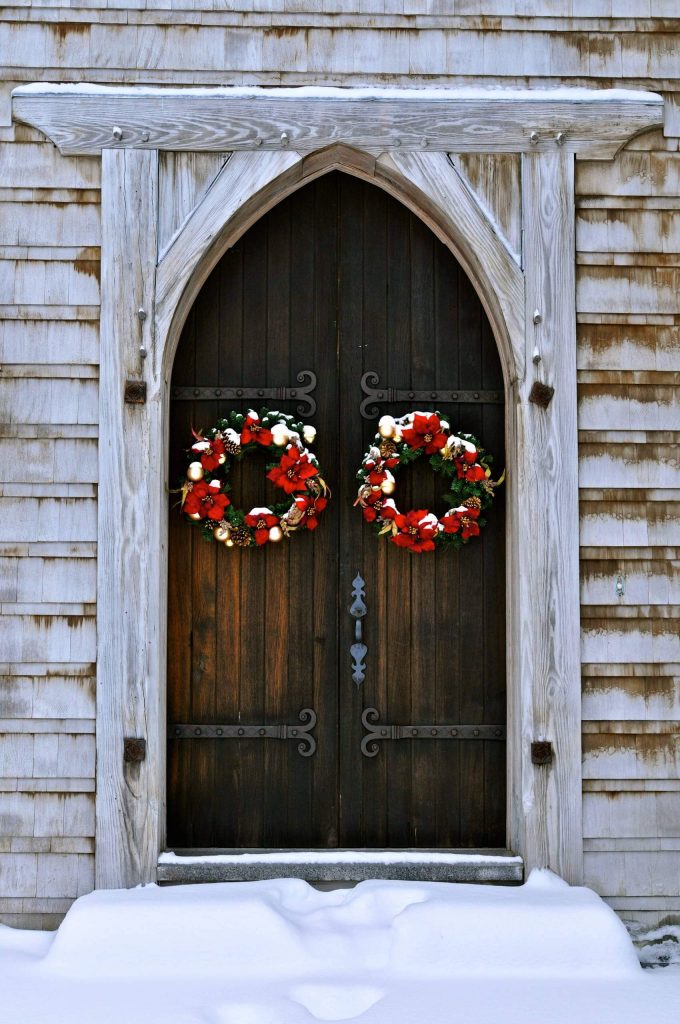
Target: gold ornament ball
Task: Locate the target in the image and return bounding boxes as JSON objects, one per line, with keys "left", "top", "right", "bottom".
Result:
{"left": 378, "top": 415, "right": 396, "bottom": 439}
{"left": 213, "top": 524, "right": 230, "bottom": 543}
{"left": 187, "top": 461, "right": 204, "bottom": 482}
{"left": 188, "top": 511, "right": 202, "bottom": 521}
{"left": 380, "top": 477, "right": 396, "bottom": 495}
{"left": 268, "top": 525, "right": 284, "bottom": 543}
{"left": 271, "top": 424, "right": 290, "bottom": 447}
{"left": 225, "top": 538, "right": 235, "bottom": 548}
{"left": 302, "top": 424, "right": 317, "bottom": 444}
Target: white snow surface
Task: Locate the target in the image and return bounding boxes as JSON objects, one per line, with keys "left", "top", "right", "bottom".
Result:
{"left": 12, "top": 83, "right": 662, "bottom": 103}
{"left": 1, "top": 871, "right": 679, "bottom": 1024}
{"left": 159, "top": 849, "right": 522, "bottom": 866}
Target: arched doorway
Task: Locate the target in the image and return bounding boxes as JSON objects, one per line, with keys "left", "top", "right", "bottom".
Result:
{"left": 166, "top": 171, "right": 506, "bottom": 850}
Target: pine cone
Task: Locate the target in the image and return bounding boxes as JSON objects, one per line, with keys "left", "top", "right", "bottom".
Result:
{"left": 230, "top": 525, "right": 252, "bottom": 547}
{"left": 464, "top": 496, "right": 482, "bottom": 510}
{"left": 379, "top": 439, "right": 397, "bottom": 458}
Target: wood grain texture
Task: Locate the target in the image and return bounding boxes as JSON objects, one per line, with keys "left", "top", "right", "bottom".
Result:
{"left": 156, "top": 150, "right": 301, "bottom": 354}
{"left": 158, "top": 151, "right": 230, "bottom": 257}
{"left": 375, "top": 150, "right": 525, "bottom": 386}
{"left": 451, "top": 153, "right": 522, "bottom": 261}
{"left": 514, "top": 151, "right": 582, "bottom": 883}
{"left": 96, "top": 148, "right": 162, "bottom": 889}
{"left": 11, "top": 88, "right": 663, "bottom": 157}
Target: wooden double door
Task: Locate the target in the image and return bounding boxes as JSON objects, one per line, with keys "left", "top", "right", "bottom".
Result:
{"left": 167, "top": 172, "right": 506, "bottom": 850}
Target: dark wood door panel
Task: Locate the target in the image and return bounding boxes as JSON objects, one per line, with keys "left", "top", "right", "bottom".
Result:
{"left": 167, "top": 171, "right": 506, "bottom": 850}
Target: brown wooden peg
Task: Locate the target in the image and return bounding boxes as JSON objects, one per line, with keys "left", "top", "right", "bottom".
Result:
{"left": 124, "top": 380, "right": 147, "bottom": 404}
{"left": 528, "top": 381, "right": 555, "bottom": 408}
{"left": 123, "top": 737, "right": 146, "bottom": 763}
{"left": 531, "top": 740, "right": 553, "bottom": 765}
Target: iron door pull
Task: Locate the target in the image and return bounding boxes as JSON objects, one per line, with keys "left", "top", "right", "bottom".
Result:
{"left": 349, "top": 573, "right": 367, "bottom": 687}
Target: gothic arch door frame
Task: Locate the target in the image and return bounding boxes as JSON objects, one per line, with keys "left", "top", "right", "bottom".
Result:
{"left": 14, "top": 85, "right": 662, "bottom": 891}
{"left": 146, "top": 143, "right": 584, "bottom": 884}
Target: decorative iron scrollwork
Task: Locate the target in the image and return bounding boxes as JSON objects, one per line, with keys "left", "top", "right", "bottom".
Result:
{"left": 360, "top": 370, "right": 503, "bottom": 419}
{"left": 361, "top": 707, "right": 505, "bottom": 758}
{"left": 171, "top": 369, "right": 317, "bottom": 416}
{"left": 169, "top": 707, "right": 317, "bottom": 757}
{"left": 349, "top": 573, "right": 367, "bottom": 687}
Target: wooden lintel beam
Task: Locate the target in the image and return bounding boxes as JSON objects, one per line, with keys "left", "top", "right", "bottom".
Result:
{"left": 12, "top": 86, "right": 663, "bottom": 158}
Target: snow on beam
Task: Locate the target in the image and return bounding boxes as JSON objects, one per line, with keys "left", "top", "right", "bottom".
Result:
{"left": 11, "top": 85, "right": 663, "bottom": 158}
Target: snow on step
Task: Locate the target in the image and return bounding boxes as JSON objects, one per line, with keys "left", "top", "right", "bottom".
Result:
{"left": 43, "top": 870, "right": 640, "bottom": 981}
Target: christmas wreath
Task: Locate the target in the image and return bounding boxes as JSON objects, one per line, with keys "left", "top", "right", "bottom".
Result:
{"left": 354, "top": 411, "right": 501, "bottom": 553}
{"left": 180, "top": 408, "right": 328, "bottom": 547}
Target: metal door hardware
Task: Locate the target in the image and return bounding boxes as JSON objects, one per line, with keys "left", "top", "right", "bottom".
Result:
{"left": 170, "top": 369, "right": 317, "bottom": 416}
{"left": 169, "top": 708, "right": 317, "bottom": 757}
{"left": 361, "top": 707, "right": 505, "bottom": 757}
{"left": 349, "top": 574, "right": 368, "bottom": 687}
{"left": 360, "top": 371, "right": 503, "bottom": 418}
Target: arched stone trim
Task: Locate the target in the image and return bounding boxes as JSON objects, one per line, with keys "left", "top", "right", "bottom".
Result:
{"left": 96, "top": 140, "right": 583, "bottom": 891}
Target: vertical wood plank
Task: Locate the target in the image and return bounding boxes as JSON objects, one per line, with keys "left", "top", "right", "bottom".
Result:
{"left": 97, "top": 148, "right": 160, "bottom": 888}
{"left": 518, "top": 151, "right": 583, "bottom": 883}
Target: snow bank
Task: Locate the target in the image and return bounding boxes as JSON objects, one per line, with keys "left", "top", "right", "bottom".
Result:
{"left": 3, "top": 872, "right": 680, "bottom": 1024}
{"left": 43, "top": 870, "right": 639, "bottom": 981}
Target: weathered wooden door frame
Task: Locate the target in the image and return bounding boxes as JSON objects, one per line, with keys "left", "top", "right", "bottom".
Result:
{"left": 12, "top": 85, "right": 664, "bottom": 890}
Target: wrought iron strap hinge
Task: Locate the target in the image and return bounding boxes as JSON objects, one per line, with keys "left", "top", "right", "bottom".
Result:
{"left": 361, "top": 707, "right": 505, "bottom": 758}
{"left": 170, "top": 370, "right": 317, "bottom": 416}
{"left": 169, "top": 708, "right": 317, "bottom": 757}
{"left": 360, "top": 371, "right": 503, "bottom": 419}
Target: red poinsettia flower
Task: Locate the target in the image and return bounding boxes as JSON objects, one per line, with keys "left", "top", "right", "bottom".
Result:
{"left": 183, "top": 480, "right": 230, "bottom": 521}
{"left": 391, "top": 509, "right": 439, "bottom": 553}
{"left": 245, "top": 508, "right": 279, "bottom": 545}
{"left": 241, "top": 412, "right": 273, "bottom": 447}
{"left": 267, "top": 447, "right": 319, "bottom": 494}
{"left": 293, "top": 494, "right": 328, "bottom": 530}
{"left": 440, "top": 505, "right": 481, "bottom": 540}
{"left": 367, "top": 465, "right": 387, "bottom": 486}
{"left": 361, "top": 489, "right": 388, "bottom": 523}
{"left": 465, "top": 464, "right": 487, "bottom": 482}
{"left": 192, "top": 434, "right": 226, "bottom": 471}
{"left": 402, "top": 413, "right": 447, "bottom": 454}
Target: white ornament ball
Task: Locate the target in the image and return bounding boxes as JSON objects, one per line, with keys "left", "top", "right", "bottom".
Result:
{"left": 271, "top": 424, "right": 290, "bottom": 448}
{"left": 188, "top": 511, "right": 202, "bottom": 521}
{"left": 213, "top": 524, "right": 230, "bottom": 543}
{"left": 225, "top": 538, "right": 234, "bottom": 548}
{"left": 378, "top": 415, "right": 396, "bottom": 439}
{"left": 187, "top": 461, "right": 204, "bottom": 482}
{"left": 380, "top": 477, "right": 396, "bottom": 495}
{"left": 269, "top": 525, "right": 284, "bottom": 543}
{"left": 302, "top": 424, "right": 317, "bottom": 444}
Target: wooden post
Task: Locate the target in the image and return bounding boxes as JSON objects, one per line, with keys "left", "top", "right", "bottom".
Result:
{"left": 515, "top": 151, "right": 583, "bottom": 883}
{"left": 97, "top": 148, "right": 162, "bottom": 888}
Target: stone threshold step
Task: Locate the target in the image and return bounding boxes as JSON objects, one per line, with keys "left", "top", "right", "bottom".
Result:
{"left": 158, "top": 849, "right": 524, "bottom": 884}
